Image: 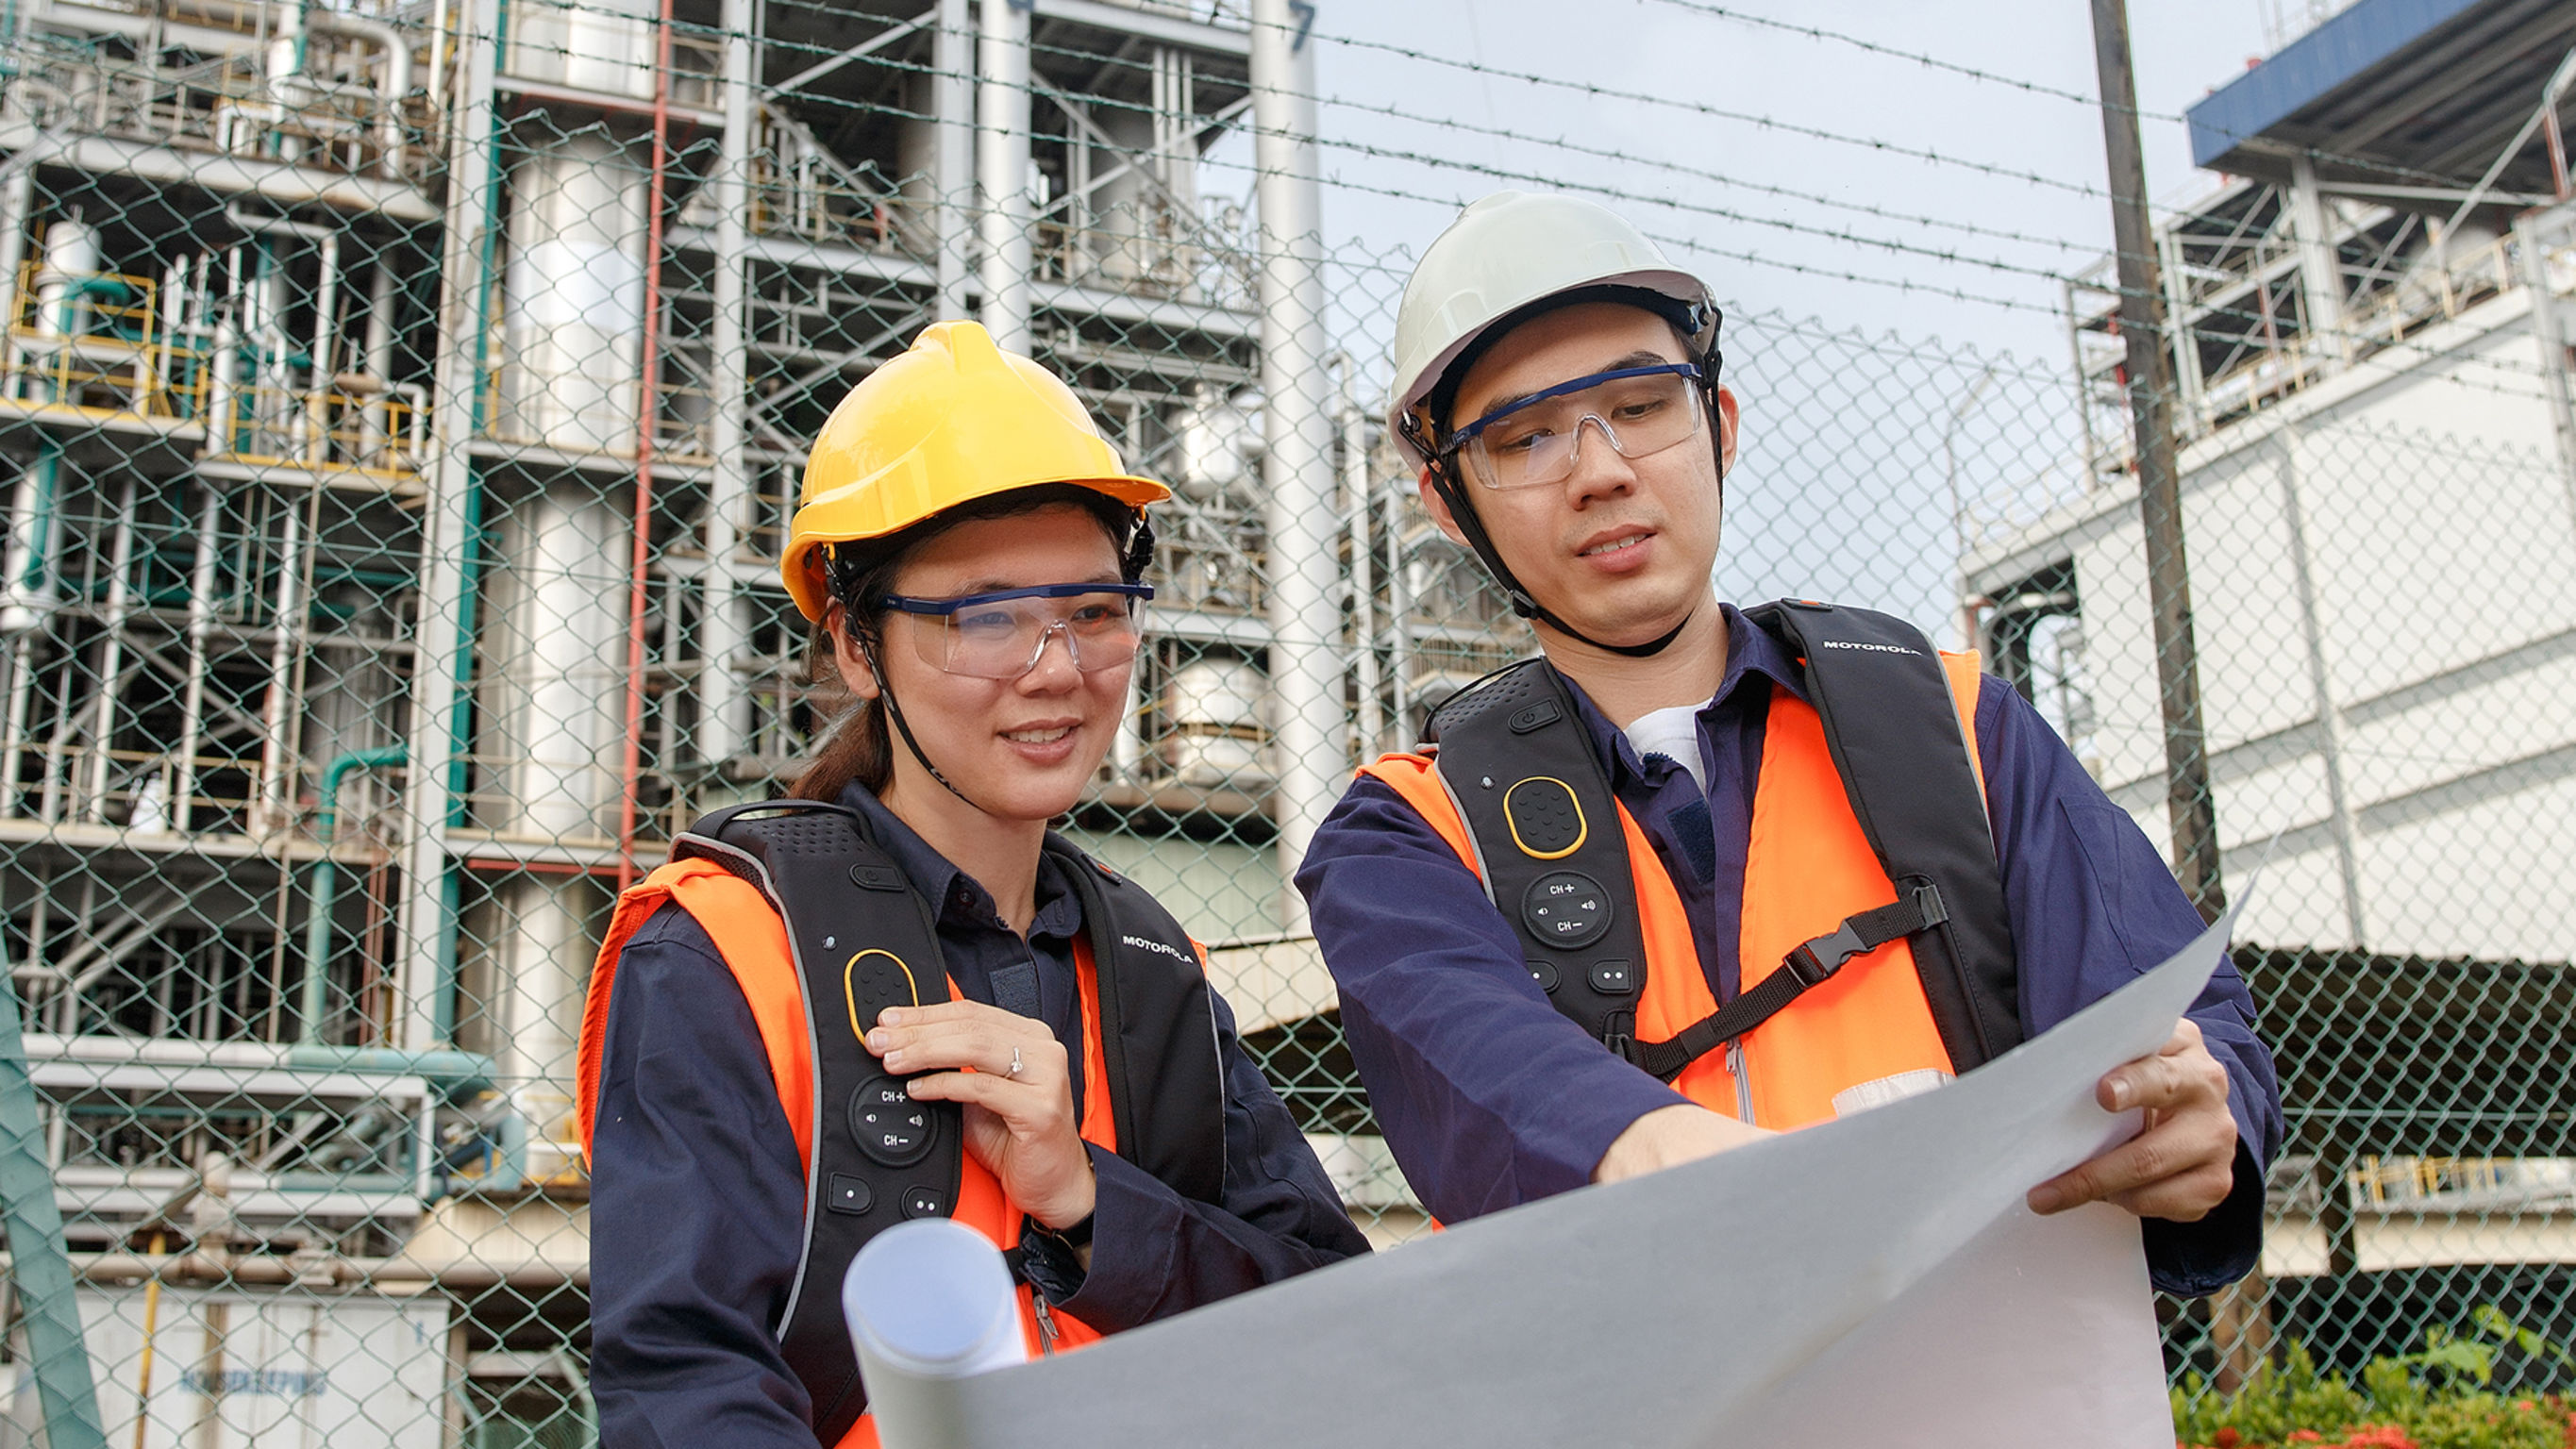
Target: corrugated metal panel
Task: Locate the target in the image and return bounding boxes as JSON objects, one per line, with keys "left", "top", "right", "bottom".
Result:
{"left": 2185, "top": 0, "right": 2487, "bottom": 168}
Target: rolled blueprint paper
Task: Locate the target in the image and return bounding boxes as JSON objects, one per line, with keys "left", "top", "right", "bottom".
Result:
{"left": 843, "top": 1219, "right": 1029, "bottom": 1449}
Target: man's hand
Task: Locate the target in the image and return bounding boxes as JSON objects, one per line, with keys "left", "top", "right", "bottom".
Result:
{"left": 2028, "top": 1017, "right": 2237, "bottom": 1222}
{"left": 1593, "top": 1103, "right": 1770, "bottom": 1185}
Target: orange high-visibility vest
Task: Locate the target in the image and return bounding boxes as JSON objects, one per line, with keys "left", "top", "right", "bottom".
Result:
{"left": 1357, "top": 653, "right": 1990, "bottom": 1131}
{"left": 577, "top": 862, "right": 1131, "bottom": 1449}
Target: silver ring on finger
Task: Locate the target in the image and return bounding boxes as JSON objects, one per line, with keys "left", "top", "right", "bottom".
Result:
{"left": 1007, "top": 1045, "right": 1024, "bottom": 1079}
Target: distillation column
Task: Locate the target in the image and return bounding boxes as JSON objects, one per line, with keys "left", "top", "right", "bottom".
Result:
{"left": 484, "top": 128, "right": 651, "bottom": 1173}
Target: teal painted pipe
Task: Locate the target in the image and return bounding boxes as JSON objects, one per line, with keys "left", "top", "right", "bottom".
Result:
{"left": 298, "top": 746, "right": 408, "bottom": 1045}
{"left": 477, "top": 1104, "right": 527, "bottom": 1193}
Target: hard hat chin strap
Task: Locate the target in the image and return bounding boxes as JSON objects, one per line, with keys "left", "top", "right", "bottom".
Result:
{"left": 1425, "top": 462, "right": 1699, "bottom": 660}
{"left": 855, "top": 630, "right": 988, "bottom": 814}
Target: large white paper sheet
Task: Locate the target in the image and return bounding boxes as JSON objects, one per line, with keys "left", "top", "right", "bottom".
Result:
{"left": 864, "top": 901, "right": 2241, "bottom": 1449}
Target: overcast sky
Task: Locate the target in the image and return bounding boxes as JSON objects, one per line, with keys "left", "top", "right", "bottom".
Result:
{"left": 1192, "top": 0, "right": 2302, "bottom": 641}
{"left": 1218, "top": 0, "right": 2285, "bottom": 378}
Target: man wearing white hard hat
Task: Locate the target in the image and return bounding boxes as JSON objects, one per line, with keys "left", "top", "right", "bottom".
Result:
{"left": 1295, "top": 192, "right": 2279, "bottom": 1295}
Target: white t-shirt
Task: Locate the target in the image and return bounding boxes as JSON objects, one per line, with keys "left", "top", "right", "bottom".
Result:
{"left": 1622, "top": 703, "right": 1707, "bottom": 793}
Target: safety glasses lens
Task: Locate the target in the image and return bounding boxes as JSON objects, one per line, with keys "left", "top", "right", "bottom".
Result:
{"left": 1464, "top": 370, "right": 1702, "bottom": 490}
{"left": 916, "top": 592, "right": 1143, "bottom": 679}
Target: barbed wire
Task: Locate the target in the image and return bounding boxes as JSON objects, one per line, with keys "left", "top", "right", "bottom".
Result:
{"left": 1302, "top": 11, "right": 2509, "bottom": 208}
{"left": 1298, "top": 24, "right": 2116, "bottom": 200}
{"left": 658, "top": 25, "right": 2559, "bottom": 392}
{"left": 1305, "top": 90, "right": 2096, "bottom": 258}
{"left": 432, "top": 19, "right": 2565, "bottom": 402}
{"left": 1636, "top": 0, "right": 2189, "bottom": 123}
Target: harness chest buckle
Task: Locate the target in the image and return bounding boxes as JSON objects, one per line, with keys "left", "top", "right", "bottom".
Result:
{"left": 1786, "top": 922, "right": 1869, "bottom": 986}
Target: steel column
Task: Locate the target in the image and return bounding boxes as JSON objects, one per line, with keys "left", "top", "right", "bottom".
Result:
{"left": 1249, "top": 0, "right": 1338, "bottom": 932}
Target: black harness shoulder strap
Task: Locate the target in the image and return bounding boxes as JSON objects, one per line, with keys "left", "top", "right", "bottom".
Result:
{"left": 670, "top": 799, "right": 959, "bottom": 1444}
{"left": 1424, "top": 601, "right": 2023, "bottom": 1088}
{"left": 1043, "top": 834, "right": 1229, "bottom": 1205}
{"left": 1423, "top": 661, "right": 1654, "bottom": 1060}
{"left": 1743, "top": 600, "right": 2024, "bottom": 1070}
{"left": 665, "top": 805, "right": 1231, "bottom": 1445}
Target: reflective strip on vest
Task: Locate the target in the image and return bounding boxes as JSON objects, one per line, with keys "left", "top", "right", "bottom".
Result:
{"left": 577, "top": 863, "right": 1117, "bottom": 1446}
{"left": 1356, "top": 652, "right": 1988, "bottom": 1133}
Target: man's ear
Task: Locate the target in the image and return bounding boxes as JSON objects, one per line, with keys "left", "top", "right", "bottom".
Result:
{"left": 1715, "top": 386, "right": 1741, "bottom": 475}
{"left": 1416, "top": 465, "right": 1471, "bottom": 548}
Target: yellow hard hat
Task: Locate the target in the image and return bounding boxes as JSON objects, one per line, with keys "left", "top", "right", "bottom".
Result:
{"left": 780, "top": 320, "right": 1170, "bottom": 622}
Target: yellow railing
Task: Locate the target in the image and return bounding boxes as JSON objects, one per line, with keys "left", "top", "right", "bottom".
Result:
{"left": 5, "top": 263, "right": 198, "bottom": 421}
{"left": 212, "top": 382, "right": 427, "bottom": 476}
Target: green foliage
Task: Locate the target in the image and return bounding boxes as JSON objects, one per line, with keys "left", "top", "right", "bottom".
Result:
{"left": 2172, "top": 1307, "right": 2576, "bottom": 1449}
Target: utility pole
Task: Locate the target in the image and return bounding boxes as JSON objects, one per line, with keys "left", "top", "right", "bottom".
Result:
{"left": 2091, "top": 0, "right": 2262, "bottom": 1397}
{"left": 2088, "top": 0, "right": 2225, "bottom": 923}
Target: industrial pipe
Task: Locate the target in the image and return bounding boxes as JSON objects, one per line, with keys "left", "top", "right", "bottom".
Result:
{"left": 975, "top": 0, "right": 1033, "bottom": 351}
{"left": 933, "top": 0, "right": 973, "bottom": 321}
{"left": 1330, "top": 352, "right": 1382, "bottom": 758}
{"left": 225, "top": 206, "right": 341, "bottom": 466}
{"left": 81, "top": 475, "right": 138, "bottom": 824}
{"left": 614, "top": 0, "right": 677, "bottom": 890}
{"left": 40, "top": 1252, "right": 585, "bottom": 1291}
{"left": 0, "top": 165, "right": 33, "bottom": 398}
{"left": 1249, "top": 0, "right": 1340, "bottom": 932}
{"left": 358, "top": 259, "right": 397, "bottom": 466}
{"left": 696, "top": 0, "right": 754, "bottom": 774}
{"left": 304, "top": 7, "right": 415, "bottom": 179}
{"left": 299, "top": 745, "right": 408, "bottom": 1045}
{"left": 171, "top": 484, "right": 223, "bottom": 830}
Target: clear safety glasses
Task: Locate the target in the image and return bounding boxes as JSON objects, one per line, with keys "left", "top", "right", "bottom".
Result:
{"left": 1446, "top": 363, "right": 1707, "bottom": 491}
{"left": 877, "top": 582, "right": 1153, "bottom": 680}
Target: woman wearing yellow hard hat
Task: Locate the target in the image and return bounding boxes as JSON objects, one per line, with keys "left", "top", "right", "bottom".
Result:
{"left": 576, "top": 321, "right": 1368, "bottom": 1448}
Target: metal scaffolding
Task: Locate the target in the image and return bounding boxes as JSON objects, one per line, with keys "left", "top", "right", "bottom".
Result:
{"left": 0, "top": 0, "right": 1492, "bottom": 1439}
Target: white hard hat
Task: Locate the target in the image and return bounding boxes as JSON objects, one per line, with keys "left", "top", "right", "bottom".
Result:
{"left": 1388, "top": 191, "right": 1716, "bottom": 467}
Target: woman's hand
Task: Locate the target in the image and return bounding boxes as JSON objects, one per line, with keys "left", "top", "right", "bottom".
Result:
{"left": 866, "top": 1000, "right": 1097, "bottom": 1231}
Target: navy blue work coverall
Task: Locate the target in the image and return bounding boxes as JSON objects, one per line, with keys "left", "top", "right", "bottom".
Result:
{"left": 1296, "top": 604, "right": 2283, "bottom": 1297}
{"left": 589, "top": 784, "right": 1371, "bottom": 1448}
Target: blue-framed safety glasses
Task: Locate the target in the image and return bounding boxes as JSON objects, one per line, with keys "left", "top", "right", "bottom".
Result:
{"left": 1445, "top": 362, "right": 1706, "bottom": 491}
{"left": 877, "top": 582, "right": 1154, "bottom": 679}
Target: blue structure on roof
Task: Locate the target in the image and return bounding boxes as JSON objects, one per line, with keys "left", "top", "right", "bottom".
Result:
{"left": 2185, "top": 0, "right": 2484, "bottom": 170}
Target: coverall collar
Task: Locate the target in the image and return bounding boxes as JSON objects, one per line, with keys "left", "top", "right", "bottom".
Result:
{"left": 1550, "top": 601, "right": 1813, "bottom": 785}
{"left": 832, "top": 781, "right": 1085, "bottom": 942}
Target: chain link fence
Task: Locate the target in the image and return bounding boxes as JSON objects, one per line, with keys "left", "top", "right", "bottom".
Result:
{"left": 0, "top": 0, "right": 2570, "bottom": 1441}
